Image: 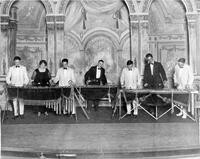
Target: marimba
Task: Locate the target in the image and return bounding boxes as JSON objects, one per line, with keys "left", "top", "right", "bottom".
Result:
{"left": 119, "top": 89, "right": 198, "bottom": 121}
{"left": 3, "top": 86, "right": 73, "bottom": 122}
{"left": 75, "top": 85, "right": 119, "bottom": 116}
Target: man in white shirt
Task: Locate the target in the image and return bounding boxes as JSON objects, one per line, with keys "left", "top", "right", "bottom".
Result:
{"left": 174, "top": 58, "right": 194, "bottom": 119}
{"left": 6, "top": 56, "right": 29, "bottom": 119}
{"left": 53, "top": 58, "right": 75, "bottom": 114}
{"left": 53, "top": 58, "right": 75, "bottom": 87}
{"left": 120, "top": 60, "right": 141, "bottom": 116}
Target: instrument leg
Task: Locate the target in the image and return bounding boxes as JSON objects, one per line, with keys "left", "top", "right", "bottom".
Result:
{"left": 74, "top": 93, "right": 90, "bottom": 120}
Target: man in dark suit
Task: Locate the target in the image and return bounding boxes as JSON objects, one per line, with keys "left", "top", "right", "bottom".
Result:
{"left": 143, "top": 53, "right": 167, "bottom": 116}
{"left": 84, "top": 60, "right": 107, "bottom": 111}
{"left": 143, "top": 53, "right": 167, "bottom": 89}
{"left": 85, "top": 60, "right": 107, "bottom": 86}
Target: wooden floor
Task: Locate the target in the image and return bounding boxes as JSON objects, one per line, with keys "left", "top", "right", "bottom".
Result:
{"left": 2, "top": 122, "right": 200, "bottom": 158}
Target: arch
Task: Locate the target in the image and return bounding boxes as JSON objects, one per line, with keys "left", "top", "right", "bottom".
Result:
{"left": 58, "top": 0, "right": 134, "bottom": 15}
{"left": 119, "top": 29, "right": 130, "bottom": 49}
{"left": 82, "top": 28, "right": 120, "bottom": 50}
{"left": 65, "top": 31, "right": 83, "bottom": 50}
{"left": 1, "top": 0, "right": 53, "bottom": 15}
{"left": 142, "top": 0, "right": 195, "bottom": 13}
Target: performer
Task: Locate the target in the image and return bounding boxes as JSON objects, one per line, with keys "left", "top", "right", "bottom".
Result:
{"left": 120, "top": 60, "right": 141, "bottom": 116}
{"left": 143, "top": 53, "right": 167, "bottom": 116}
{"left": 53, "top": 58, "right": 75, "bottom": 87}
{"left": 84, "top": 60, "right": 107, "bottom": 111}
{"left": 31, "top": 60, "right": 51, "bottom": 117}
{"left": 143, "top": 53, "right": 167, "bottom": 89}
{"left": 174, "top": 58, "right": 194, "bottom": 119}
{"left": 6, "top": 56, "right": 29, "bottom": 119}
{"left": 53, "top": 58, "right": 76, "bottom": 114}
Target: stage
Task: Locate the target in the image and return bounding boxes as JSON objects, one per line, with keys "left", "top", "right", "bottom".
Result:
{"left": 1, "top": 108, "right": 200, "bottom": 159}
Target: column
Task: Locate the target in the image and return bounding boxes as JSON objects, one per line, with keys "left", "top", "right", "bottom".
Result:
{"left": 140, "top": 13, "right": 149, "bottom": 73}
{"left": 186, "top": 12, "right": 198, "bottom": 74}
{"left": 46, "top": 15, "right": 56, "bottom": 75}
{"left": 55, "top": 14, "right": 65, "bottom": 68}
{"left": 129, "top": 14, "right": 139, "bottom": 67}
{"left": 0, "top": 15, "right": 9, "bottom": 76}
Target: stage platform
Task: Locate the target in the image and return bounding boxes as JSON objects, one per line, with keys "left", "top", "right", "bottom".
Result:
{"left": 1, "top": 107, "right": 200, "bottom": 158}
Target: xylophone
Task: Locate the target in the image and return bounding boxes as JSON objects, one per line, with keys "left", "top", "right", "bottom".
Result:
{"left": 119, "top": 88, "right": 198, "bottom": 121}
{"left": 4, "top": 85, "right": 119, "bottom": 121}
{"left": 5, "top": 86, "right": 73, "bottom": 116}
{"left": 76, "top": 85, "right": 118, "bottom": 101}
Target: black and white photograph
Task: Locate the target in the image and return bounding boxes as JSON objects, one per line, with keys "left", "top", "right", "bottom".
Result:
{"left": 1, "top": 0, "right": 200, "bottom": 158}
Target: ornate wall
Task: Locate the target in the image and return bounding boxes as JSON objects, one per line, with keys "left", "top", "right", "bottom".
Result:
{"left": 0, "top": 0, "right": 199, "bottom": 86}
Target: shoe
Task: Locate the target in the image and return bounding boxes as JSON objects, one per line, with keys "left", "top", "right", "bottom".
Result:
{"left": 12, "top": 115, "right": 19, "bottom": 120}
{"left": 133, "top": 115, "right": 138, "bottom": 118}
{"left": 182, "top": 114, "right": 187, "bottom": 119}
{"left": 176, "top": 111, "right": 183, "bottom": 116}
{"left": 38, "top": 112, "right": 41, "bottom": 117}
{"left": 182, "top": 112, "right": 187, "bottom": 119}
{"left": 19, "top": 115, "right": 24, "bottom": 119}
{"left": 44, "top": 112, "right": 48, "bottom": 116}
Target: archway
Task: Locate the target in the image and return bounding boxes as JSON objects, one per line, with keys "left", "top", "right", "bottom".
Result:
{"left": 148, "top": 0, "right": 188, "bottom": 87}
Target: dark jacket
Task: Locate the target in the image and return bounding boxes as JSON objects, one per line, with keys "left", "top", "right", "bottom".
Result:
{"left": 143, "top": 61, "right": 167, "bottom": 89}
{"left": 84, "top": 66, "right": 107, "bottom": 85}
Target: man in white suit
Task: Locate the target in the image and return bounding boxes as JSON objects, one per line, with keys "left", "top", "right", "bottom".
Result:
{"left": 6, "top": 56, "right": 29, "bottom": 119}
{"left": 174, "top": 58, "right": 194, "bottom": 119}
{"left": 120, "top": 60, "right": 141, "bottom": 116}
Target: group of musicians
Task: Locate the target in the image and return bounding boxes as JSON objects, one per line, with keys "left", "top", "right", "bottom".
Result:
{"left": 6, "top": 53, "right": 194, "bottom": 120}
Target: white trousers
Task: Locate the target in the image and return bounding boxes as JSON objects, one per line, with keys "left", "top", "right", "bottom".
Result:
{"left": 13, "top": 98, "right": 24, "bottom": 116}
{"left": 127, "top": 100, "right": 138, "bottom": 115}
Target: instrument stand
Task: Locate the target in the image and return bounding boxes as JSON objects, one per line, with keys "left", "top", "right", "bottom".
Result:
{"left": 119, "top": 89, "right": 196, "bottom": 121}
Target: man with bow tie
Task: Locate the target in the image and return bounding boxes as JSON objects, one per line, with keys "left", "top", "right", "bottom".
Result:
{"left": 84, "top": 60, "right": 107, "bottom": 111}
{"left": 143, "top": 53, "right": 167, "bottom": 89}
{"left": 120, "top": 60, "right": 141, "bottom": 116}
{"left": 84, "top": 60, "right": 107, "bottom": 86}
{"left": 6, "top": 56, "right": 29, "bottom": 119}
{"left": 53, "top": 58, "right": 75, "bottom": 87}
{"left": 143, "top": 53, "right": 167, "bottom": 116}
{"left": 53, "top": 58, "right": 76, "bottom": 115}
{"left": 174, "top": 58, "right": 194, "bottom": 119}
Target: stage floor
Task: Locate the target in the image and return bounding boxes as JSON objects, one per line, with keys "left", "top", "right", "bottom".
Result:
{"left": 2, "top": 122, "right": 200, "bottom": 158}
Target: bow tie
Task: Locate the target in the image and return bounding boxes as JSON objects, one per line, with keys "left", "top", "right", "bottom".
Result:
{"left": 150, "top": 63, "right": 154, "bottom": 65}
{"left": 63, "top": 68, "right": 67, "bottom": 70}
{"left": 128, "top": 69, "right": 132, "bottom": 71}
{"left": 15, "top": 66, "right": 20, "bottom": 68}
{"left": 98, "top": 68, "right": 101, "bottom": 70}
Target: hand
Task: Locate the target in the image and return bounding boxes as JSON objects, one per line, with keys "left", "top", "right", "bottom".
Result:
{"left": 185, "top": 84, "right": 191, "bottom": 90}
{"left": 163, "top": 80, "right": 168, "bottom": 88}
{"left": 137, "top": 85, "right": 142, "bottom": 89}
{"left": 144, "top": 83, "right": 148, "bottom": 88}
{"left": 174, "top": 83, "right": 179, "bottom": 88}
{"left": 86, "top": 80, "right": 91, "bottom": 85}
{"left": 23, "top": 84, "right": 27, "bottom": 87}
{"left": 68, "top": 80, "right": 74, "bottom": 86}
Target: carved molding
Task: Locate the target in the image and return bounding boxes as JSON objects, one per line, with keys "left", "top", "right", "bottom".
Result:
{"left": 123, "top": 0, "right": 135, "bottom": 13}
{"left": 46, "top": 14, "right": 65, "bottom": 30}
{"left": 1, "top": 0, "right": 53, "bottom": 14}
{"left": 149, "top": 34, "right": 186, "bottom": 42}
{"left": 142, "top": 0, "right": 194, "bottom": 13}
